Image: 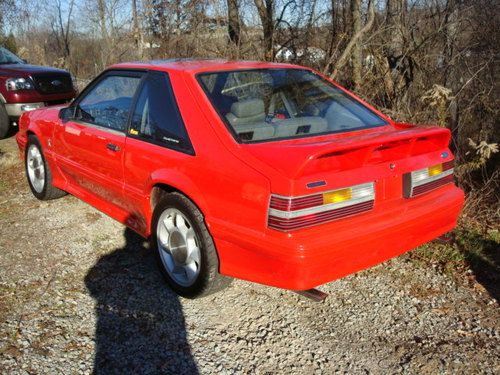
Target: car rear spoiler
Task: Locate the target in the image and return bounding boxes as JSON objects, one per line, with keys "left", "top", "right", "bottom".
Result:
{"left": 293, "top": 126, "right": 451, "bottom": 178}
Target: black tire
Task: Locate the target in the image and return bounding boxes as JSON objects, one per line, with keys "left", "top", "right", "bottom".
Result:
{"left": 151, "top": 192, "right": 231, "bottom": 298}
{"left": 25, "top": 135, "right": 67, "bottom": 200}
{"left": 0, "top": 103, "right": 10, "bottom": 140}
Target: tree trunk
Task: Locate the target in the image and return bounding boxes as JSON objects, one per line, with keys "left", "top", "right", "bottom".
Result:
{"left": 384, "top": 0, "right": 411, "bottom": 103}
{"left": 227, "top": 0, "right": 241, "bottom": 45}
{"left": 97, "top": 0, "right": 110, "bottom": 66}
{"left": 350, "top": 0, "right": 362, "bottom": 90}
{"left": 132, "top": 0, "right": 144, "bottom": 59}
{"left": 328, "top": 1, "right": 375, "bottom": 80}
{"left": 254, "top": 0, "right": 274, "bottom": 61}
{"left": 444, "top": 0, "right": 460, "bottom": 150}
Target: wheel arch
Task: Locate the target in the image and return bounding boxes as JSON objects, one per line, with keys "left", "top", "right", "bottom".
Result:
{"left": 25, "top": 120, "right": 43, "bottom": 142}
{"left": 25, "top": 130, "right": 41, "bottom": 151}
{"left": 146, "top": 173, "right": 212, "bottom": 236}
{"left": 150, "top": 182, "right": 209, "bottom": 216}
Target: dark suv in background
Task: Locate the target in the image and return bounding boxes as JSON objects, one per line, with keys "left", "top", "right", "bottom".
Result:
{"left": 0, "top": 47, "right": 77, "bottom": 139}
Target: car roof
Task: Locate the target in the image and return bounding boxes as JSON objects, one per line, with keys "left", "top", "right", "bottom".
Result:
{"left": 109, "top": 59, "right": 305, "bottom": 74}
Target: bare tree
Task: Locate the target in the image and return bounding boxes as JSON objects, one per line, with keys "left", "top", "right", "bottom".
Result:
{"left": 227, "top": 0, "right": 240, "bottom": 45}
{"left": 383, "top": 0, "right": 414, "bottom": 103}
{"left": 443, "top": 0, "right": 460, "bottom": 146}
{"left": 52, "top": 0, "right": 75, "bottom": 65}
{"left": 132, "top": 0, "right": 144, "bottom": 59}
{"left": 97, "top": 0, "right": 110, "bottom": 65}
{"left": 350, "top": 0, "right": 362, "bottom": 89}
{"left": 254, "top": 0, "right": 274, "bottom": 61}
{"left": 326, "top": 1, "right": 374, "bottom": 81}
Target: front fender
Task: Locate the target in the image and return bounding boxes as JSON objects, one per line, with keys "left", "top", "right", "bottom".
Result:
{"left": 18, "top": 109, "right": 55, "bottom": 148}
{"left": 15, "top": 112, "right": 38, "bottom": 157}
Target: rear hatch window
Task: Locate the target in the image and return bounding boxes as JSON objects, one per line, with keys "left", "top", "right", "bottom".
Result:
{"left": 198, "top": 68, "right": 387, "bottom": 143}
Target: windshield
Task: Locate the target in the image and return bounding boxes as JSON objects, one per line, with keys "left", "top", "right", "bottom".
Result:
{"left": 198, "top": 68, "right": 387, "bottom": 142}
{"left": 0, "top": 47, "right": 25, "bottom": 65}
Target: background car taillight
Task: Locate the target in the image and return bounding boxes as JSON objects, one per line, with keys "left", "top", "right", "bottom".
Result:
{"left": 268, "top": 182, "right": 375, "bottom": 231}
{"left": 403, "top": 160, "right": 454, "bottom": 198}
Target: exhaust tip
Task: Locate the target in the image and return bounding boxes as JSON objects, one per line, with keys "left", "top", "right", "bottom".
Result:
{"left": 435, "top": 232, "right": 454, "bottom": 245}
{"left": 294, "top": 288, "right": 328, "bottom": 302}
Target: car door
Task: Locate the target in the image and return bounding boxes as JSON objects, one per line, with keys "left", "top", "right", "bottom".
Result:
{"left": 122, "top": 71, "right": 194, "bottom": 234}
{"left": 53, "top": 70, "right": 143, "bottom": 208}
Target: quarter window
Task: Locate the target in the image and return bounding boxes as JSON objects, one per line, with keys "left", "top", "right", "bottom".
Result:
{"left": 76, "top": 74, "right": 141, "bottom": 132}
{"left": 129, "top": 72, "right": 193, "bottom": 153}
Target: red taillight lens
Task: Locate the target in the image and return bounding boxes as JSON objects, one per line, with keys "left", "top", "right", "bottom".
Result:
{"left": 268, "top": 182, "right": 375, "bottom": 232}
{"left": 270, "top": 194, "right": 323, "bottom": 211}
{"left": 404, "top": 160, "right": 455, "bottom": 198}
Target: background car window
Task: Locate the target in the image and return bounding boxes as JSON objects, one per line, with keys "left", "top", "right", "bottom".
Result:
{"left": 129, "top": 72, "right": 193, "bottom": 153}
{"left": 76, "top": 75, "right": 141, "bottom": 131}
{"left": 0, "top": 47, "right": 25, "bottom": 64}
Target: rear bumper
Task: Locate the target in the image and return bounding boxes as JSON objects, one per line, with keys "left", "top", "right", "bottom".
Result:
{"left": 210, "top": 185, "right": 464, "bottom": 290}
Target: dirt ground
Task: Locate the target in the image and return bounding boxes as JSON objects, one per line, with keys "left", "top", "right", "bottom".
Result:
{"left": 0, "top": 136, "right": 498, "bottom": 374}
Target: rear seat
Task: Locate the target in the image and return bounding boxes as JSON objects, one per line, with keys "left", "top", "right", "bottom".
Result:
{"left": 273, "top": 117, "right": 327, "bottom": 137}
{"left": 225, "top": 98, "right": 328, "bottom": 140}
{"left": 225, "top": 99, "right": 274, "bottom": 140}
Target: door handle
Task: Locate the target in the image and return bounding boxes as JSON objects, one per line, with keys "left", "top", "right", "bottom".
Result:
{"left": 106, "top": 143, "right": 120, "bottom": 152}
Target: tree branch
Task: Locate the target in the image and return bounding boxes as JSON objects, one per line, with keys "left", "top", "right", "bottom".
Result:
{"left": 328, "top": 1, "right": 375, "bottom": 80}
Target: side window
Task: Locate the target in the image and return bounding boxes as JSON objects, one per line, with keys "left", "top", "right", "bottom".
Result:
{"left": 76, "top": 74, "right": 141, "bottom": 132}
{"left": 129, "top": 72, "right": 193, "bottom": 154}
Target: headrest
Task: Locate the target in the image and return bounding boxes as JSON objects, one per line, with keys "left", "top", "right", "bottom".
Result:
{"left": 230, "top": 99, "right": 265, "bottom": 118}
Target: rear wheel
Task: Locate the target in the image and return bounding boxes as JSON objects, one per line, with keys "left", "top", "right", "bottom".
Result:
{"left": 25, "top": 135, "right": 66, "bottom": 200}
{"left": 151, "top": 192, "right": 231, "bottom": 298}
{"left": 0, "top": 104, "right": 9, "bottom": 140}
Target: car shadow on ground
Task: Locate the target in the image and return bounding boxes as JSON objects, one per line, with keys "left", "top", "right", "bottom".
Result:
{"left": 455, "top": 230, "right": 500, "bottom": 302}
{"left": 85, "top": 228, "right": 199, "bottom": 374}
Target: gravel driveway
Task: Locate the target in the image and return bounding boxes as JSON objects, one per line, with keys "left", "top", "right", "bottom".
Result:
{"left": 0, "top": 137, "right": 498, "bottom": 374}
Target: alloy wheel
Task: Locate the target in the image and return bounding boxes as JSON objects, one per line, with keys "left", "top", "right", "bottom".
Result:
{"left": 156, "top": 208, "right": 202, "bottom": 287}
{"left": 27, "top": 144, "right": 45, "bottom": 193}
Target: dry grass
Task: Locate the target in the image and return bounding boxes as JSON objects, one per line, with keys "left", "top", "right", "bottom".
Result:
{"left": 409, "top": 224, "right": 500, "bottom": 301}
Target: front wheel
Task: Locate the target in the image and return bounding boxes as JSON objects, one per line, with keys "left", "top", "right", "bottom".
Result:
{"left": 25, "top": 135, "right": 67, "bottom": 200}
{"left": 151, "top": 192, "right": 231, "bottom": 298}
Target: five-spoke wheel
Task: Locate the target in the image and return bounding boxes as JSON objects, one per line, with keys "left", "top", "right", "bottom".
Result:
{"left": 152, "top": 192, "right": 231, "bottom": 298}
{"left": 157, "top": 208, "right": 202, "bottom": 287}
{"left": 25, "top": 135, "right": 66, "bottom": 200}
{"left": 26, "top": 143, "right": 45, "bottom": 193}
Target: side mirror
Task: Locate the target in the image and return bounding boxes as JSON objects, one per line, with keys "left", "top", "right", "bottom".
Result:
{"left": 59, "top": 107, "right": 74, "bottom": 121}
{"left": 22, "top": 59, "right": 28, "bottom": 64}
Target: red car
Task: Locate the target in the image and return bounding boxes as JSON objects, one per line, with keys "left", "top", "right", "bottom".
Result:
{"left": 16, "top": 60, "right": 464, "bottom": 298}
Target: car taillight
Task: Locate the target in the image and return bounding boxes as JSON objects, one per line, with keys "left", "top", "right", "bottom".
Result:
{"left": 268, "top": 182, "right": 375, "bottom": 231}
{"left": 403, "top": 160, "right": 454, "bottom": 198}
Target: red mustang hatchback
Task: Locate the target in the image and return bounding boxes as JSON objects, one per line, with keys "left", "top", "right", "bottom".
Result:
{"left": 16, "top": 60, "right": 464, "bottom": 298}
